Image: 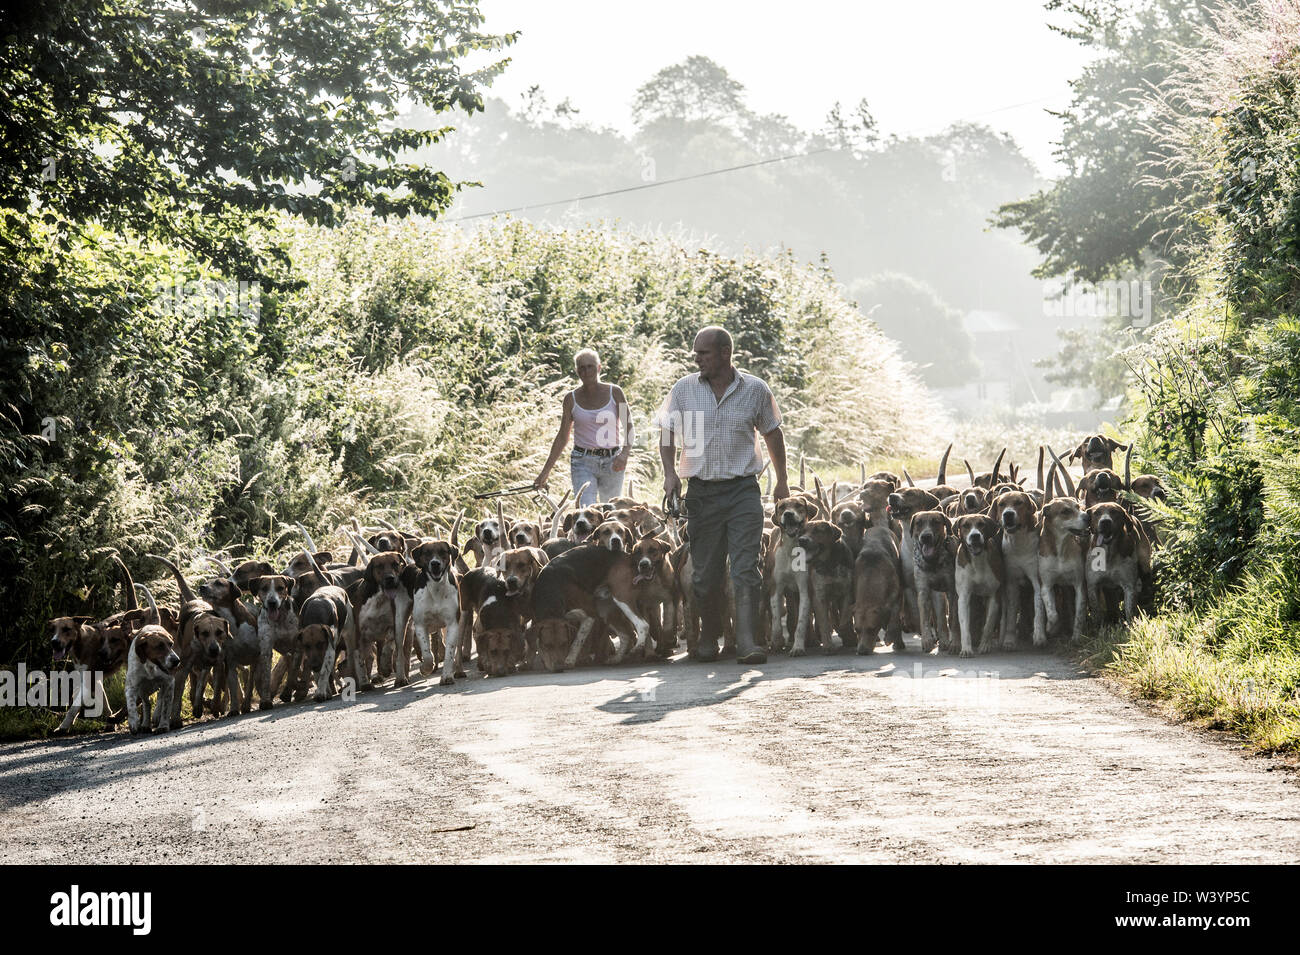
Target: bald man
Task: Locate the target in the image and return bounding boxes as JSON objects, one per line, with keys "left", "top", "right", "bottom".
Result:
{"left": 657, "top": 326, "right": 789, "bottom": 664}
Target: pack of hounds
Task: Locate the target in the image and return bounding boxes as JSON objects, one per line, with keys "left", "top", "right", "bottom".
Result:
{"left": 46, "top": 433, "right": 1166, "bottom": 736}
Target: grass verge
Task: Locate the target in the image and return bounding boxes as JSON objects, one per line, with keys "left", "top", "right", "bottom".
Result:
{"left": 1078, "top": 616, "right": 1300, "bottom": 757}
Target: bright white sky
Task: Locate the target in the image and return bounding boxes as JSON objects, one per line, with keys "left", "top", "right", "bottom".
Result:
{"left": 473, "top": 0, "right": 1097, "bottom": 176}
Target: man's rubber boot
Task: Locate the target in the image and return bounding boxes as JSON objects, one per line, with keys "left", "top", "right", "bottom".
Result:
{"left": 734, "top": 583, "right": 767, "bottom": 665}
{"left": 693, "top": 599, "right": 721, "bottom": 662}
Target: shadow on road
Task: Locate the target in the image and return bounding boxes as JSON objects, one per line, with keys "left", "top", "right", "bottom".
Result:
{"left": 0, "top": 632, "right": 1094, "bottom": 803}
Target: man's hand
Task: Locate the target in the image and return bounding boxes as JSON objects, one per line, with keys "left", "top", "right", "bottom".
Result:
{"left": 663, "top": 471, "right": 681, "bottom": 499}
{"left": 772, "top": 479, "right": 789, "bottom": 502}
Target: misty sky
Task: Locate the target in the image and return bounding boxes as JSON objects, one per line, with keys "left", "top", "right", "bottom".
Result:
{"left": 475, "top": 0, "right": 1096, "bottom": 176}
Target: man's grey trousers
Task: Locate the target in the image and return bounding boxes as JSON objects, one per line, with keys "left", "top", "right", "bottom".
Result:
{"left": 684, "top": 474, "right": 764, "bottom": 609}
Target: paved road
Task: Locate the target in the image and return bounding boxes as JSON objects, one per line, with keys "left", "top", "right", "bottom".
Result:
{"left": 2, "top": 639, "right": 1297, "bottom": 863}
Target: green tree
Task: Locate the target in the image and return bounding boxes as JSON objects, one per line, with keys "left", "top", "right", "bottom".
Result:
{"left": 2, "top": 0, "right": 513, "bottom": 275}
{"left": 991, "top": 0, "right": 1227, "bottom": 285}
{"left": 631, "top": 54, "right": 749, "bottom": 128}
{"left": 0, "top": 0, "right": 512, "bottom": 663}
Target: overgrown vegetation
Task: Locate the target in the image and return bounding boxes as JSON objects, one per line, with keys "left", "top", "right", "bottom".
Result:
{"left": 1080, "top": 0, "right": 1300, "bottom": 754}
{"left": 2, "top": 213, "right": 945, "bottom": 669}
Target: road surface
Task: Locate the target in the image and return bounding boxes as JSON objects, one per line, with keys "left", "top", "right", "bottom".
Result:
{"left": 2, "top": 639, "right": 1297, "bottom": 863}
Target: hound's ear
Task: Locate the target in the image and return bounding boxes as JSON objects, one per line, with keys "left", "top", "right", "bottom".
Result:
{"left": 313, "top": 552, "right": 333, "bottom": 565}
{"left": 1118, "top": 519, "right": 1136, "bottom": 558}
{"left": 561, "top": 513, "right": 576, "bottom": 533}
{"left": 827, "top": 523, "right": 842, "bottom": 542}
{"left": 771, "top": 510, "right": 782, "bottom": 528}
{"left": 1069, "top": 444, "right": 1084, "bottom": 462}
{"left": 1108, "top": 438, "right": 1129, "bottom": 452}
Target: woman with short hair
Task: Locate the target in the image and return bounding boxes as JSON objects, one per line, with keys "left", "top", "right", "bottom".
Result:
{"left": 534, "top": 349, "right": 634, "bottom": 506}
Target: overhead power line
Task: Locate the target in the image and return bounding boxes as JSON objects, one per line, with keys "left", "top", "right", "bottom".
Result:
{"left": 445, "top": 146, "right": 837, "bottom": 222}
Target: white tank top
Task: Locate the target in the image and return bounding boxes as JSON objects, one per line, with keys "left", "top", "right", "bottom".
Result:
{"left": 571, "top": 387, "right": 619, "bottom": 449}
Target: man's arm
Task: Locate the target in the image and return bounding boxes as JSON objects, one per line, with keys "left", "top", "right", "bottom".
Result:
{"left": 660, "top": 433, "right": 680, "bottom": 498}
{"left": 658, "top": 388, "right": 680, "bottom": 498}
{"left": 762, "top": 425, "right": 789, "bottom": 502}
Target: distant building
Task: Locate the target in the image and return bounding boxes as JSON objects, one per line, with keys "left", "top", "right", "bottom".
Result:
{"left": 933, "top": 310, "right": 1032, "bottom": 415}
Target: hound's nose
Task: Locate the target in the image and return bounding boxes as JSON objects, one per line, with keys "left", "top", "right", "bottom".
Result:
{"left": 887, "top": 493, "right": 902, "bottom": 510}
{"left": 609, "top": 538, "right": 623, "bottom": 552}
{"left": 1002, "top": 510, "right": 1018, "bottom": 529}
{"left": 919, "top": 532, "right": 933, "bottom": 546}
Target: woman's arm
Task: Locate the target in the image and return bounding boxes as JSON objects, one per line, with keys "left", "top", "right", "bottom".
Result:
{"left": 612, "top": 385, "right": 633, "bottom": 473}
{"left": 534, "top": 392, "right": 574, "bottom": 489}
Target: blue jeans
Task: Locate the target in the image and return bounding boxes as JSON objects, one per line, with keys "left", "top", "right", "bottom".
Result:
{"left": 570, "top": 449, "right": 624, "bottom": 506}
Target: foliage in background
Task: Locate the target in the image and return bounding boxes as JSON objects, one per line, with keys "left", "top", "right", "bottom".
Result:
{"left": 993, "top": 0, "right": 1248, "bottom": 403}
{"left": 848, "top": 273, "right": 976, "bottom": 386}
{"left": 414, "top": 58, "right": 1056, "bottom": 401}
